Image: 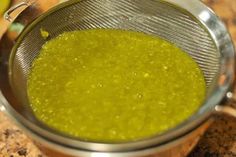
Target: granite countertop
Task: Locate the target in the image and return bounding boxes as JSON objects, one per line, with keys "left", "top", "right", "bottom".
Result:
{"left": 0, "top": 0, "right": 236, "bottom": 156}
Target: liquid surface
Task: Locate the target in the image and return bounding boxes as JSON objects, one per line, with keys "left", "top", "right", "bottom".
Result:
{"left": 28, "top": 29, "right": 206, "bottom": 142}
{"left": 0, "top": 0, "right": 10, "bottom": 15}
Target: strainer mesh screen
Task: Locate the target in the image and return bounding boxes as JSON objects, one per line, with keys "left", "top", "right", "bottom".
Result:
{"left": 11, "top": 0, "right": 219, "bottom": 107}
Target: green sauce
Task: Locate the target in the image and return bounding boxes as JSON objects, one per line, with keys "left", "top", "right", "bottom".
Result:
{"left": 27, "top": 29, "right": 206, "bottom": 142}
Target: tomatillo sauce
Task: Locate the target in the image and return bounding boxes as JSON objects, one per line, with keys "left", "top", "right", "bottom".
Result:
{"left": 27, "top": 29, "right": 206, "bottom": 142}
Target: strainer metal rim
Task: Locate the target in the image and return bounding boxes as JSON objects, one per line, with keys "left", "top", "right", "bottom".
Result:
{"left": 1, "top": 0, "right": 235, "bottom": 153}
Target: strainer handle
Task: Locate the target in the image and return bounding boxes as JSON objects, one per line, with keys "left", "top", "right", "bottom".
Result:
{"left": 215, "top": 91, "right": 236, "bottom": 117}
{"left": 4, "top": 1, "right": 34, "bottom": 22}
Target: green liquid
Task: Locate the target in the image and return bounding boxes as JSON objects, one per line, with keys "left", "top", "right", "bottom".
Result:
{"left": 28, "top": 29, "right": 206, "bottom": 142}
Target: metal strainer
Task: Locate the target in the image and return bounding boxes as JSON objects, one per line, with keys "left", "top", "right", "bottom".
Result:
{"left": 9, "top": 0, "right": 222, "bottom": 121}
{"left": 0, "top": 0, "right": 235, "bottom": 156}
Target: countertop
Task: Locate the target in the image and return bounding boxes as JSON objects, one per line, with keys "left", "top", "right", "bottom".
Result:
{"left": 0, "top": 0, "right": 236, "bottom": 156}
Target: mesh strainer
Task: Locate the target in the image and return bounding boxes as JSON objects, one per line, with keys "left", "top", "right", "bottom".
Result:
{"left": 0, "top": 0, "right": 235, "bottom": 156}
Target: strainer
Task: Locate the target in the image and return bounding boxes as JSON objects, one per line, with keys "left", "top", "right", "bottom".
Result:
{"left": 0, "top": 0, "right": 235, "bottom": 156}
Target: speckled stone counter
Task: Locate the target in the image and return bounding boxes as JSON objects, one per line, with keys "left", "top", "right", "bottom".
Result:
{"left": 0, "top": 112, "right": 44, "bottom": 157}
{"left": 0, "top": 0, "right": 236, "bottom": 156}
